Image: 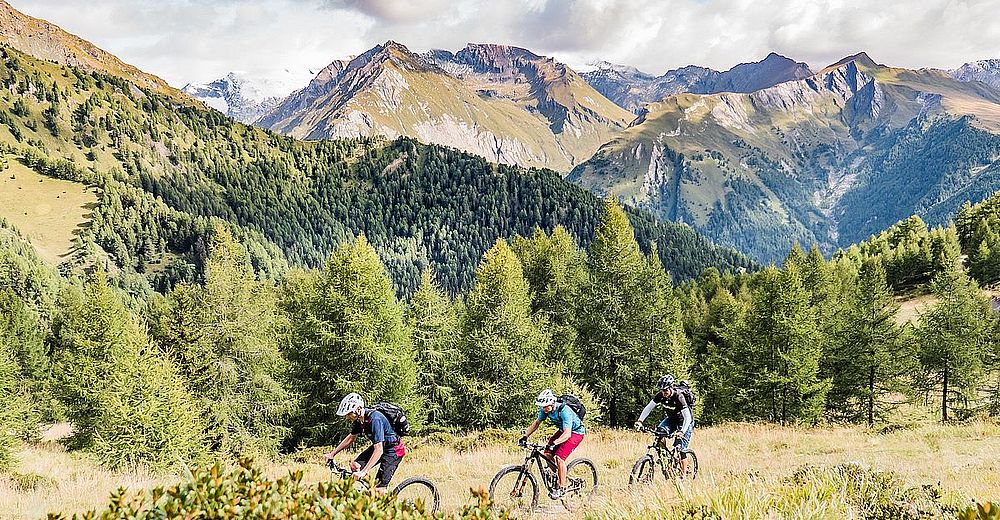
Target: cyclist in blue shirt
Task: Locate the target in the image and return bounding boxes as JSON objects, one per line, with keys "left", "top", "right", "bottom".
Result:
{"left": 323, "top": 393, "right": 406, "bottom": 493}
{"left": 520, "top": 389, "right": 585, "bottom": 499}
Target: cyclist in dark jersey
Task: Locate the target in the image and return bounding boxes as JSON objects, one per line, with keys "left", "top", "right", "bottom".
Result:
{"left": 323, "top": 392, "right": 406, "bottom": 493}
{"left": 634, "top": 375, "right": 694, "bottom": 477}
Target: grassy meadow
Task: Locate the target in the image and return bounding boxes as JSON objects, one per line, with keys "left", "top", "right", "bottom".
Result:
{"left": 0, "top": 159, "right": 95, "bottom": 265}
{"left": 3, "top": 421, "right": 998, "bottom": 519}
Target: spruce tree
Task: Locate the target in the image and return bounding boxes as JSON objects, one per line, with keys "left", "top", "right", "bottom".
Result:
{"left": 454, "top": 239, "right": 552, "bottom": 428}
{"left": 511, "top": 226, "right": 588, "bottom": 367}
{"left": 406, "top": 268, "right": 459, "bottom": 425}
{"left": 829, "top": 258, "right": 912, "bottom": 425}
{"left": 577, "top": 198, "right": 668, "bottom": 426}
{"left": 918, "top": 267, "right": 991, "bottom": 422}
{"left": 52, "top": 273, "right": 205, "bottom": 470}
{"left": 283, "top": 236, "right": 417, "bottom": 445}
{"left": 151, "top": 229, "right": 294, "bottom": 457}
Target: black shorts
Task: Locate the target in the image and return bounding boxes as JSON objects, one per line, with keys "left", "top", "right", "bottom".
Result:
{"left": 354, "top": 443, "right": 402, "bottom": 488}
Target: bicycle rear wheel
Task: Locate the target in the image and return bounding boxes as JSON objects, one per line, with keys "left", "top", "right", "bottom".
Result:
{"left": 393, "top": 476, "right": 440, "bottom": 513}
{"left": 561, "top": 458, "right": 597, "bottom": 511}
{"left": 489, "top": 465, "right": 538, "bottom": 514}
{"left": 629, "top": 455, "right": 655, "bottom": 486}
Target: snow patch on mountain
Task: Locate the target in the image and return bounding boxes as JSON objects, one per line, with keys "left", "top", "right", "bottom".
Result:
{"left": 182, "top": 70, "right": 313, "bottom": 124}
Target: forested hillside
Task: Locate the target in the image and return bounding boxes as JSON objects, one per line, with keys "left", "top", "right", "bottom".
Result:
{"left": 0, "top": 44, "right": 751, "bottom": 295}
{"left": 4, "top": 190, "right": 1000, "bottom": 476}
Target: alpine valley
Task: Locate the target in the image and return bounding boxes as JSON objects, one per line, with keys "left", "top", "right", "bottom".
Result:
{"left": 0, "top": 0, "right": 751, "bottom": 296}
{"left": 572, "top": 53, "right": 1000, "bottom": 262}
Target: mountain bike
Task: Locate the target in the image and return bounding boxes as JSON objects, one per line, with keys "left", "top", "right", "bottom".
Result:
{"left": 326, "top": 459, "right": 441, "bottom": 513}
{"left": 629, "top": 425, "right": 698, "bottom": 485}
{"left": 488, "top": 440, "right": 598, "bottom": 513}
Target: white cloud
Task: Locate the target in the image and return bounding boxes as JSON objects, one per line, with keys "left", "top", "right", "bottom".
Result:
{"left": 9, "top": 0, "right": 1000, "bottom": 89}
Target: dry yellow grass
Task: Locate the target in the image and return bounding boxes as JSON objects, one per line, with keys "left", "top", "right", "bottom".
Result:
{"left": 3, "top": 421, "right": 998, "bottom": 519}
{"left": 0, "top": 159, "right": 96, "bottom": 265}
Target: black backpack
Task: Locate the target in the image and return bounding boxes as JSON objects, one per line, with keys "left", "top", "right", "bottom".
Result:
{"left": 372, "top": 402, "right": 410, "bottom": 436}
{"left": 675, "top": 381, "right": 697, "bottom": 408}
{"left": 557, "top": 394, "right": 586, "bottom": 420}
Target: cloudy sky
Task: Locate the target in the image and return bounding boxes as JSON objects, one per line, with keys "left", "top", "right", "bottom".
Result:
{"left": 11, "top": 0, "right": 1000, "bottom": 90}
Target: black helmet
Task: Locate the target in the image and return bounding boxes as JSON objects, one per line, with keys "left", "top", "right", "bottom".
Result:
{"left": 657, "top": 375, "right": 676, "bottom": 390}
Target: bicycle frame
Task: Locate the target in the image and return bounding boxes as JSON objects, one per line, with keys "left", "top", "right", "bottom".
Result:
{"left": 516, "top": 443, "right": 560, "bottom": 491}
{"left": 639, "top": 428, "right": 684, "bottom": 477}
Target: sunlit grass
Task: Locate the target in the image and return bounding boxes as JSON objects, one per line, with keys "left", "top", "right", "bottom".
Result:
{"left": 3, "top": 421, "right": 998, "bottom": 519}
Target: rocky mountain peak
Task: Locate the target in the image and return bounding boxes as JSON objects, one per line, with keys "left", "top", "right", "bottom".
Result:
{"left": 952, "top": 59, "right": 1000, "bottom": 91}
{"left": 820, "top": 52, "right": 879, "bottom": 74}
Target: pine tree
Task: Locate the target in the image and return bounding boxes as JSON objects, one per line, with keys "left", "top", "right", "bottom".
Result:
{"left": 151, "top": 228, "right": 294, "bottom": 457}
{"left": 730, "top": 265, "right": 830, "bottom": 424}
{"left": 52, "top": 273, "right": 205, "bottom": 470}
{"left": 283, "top": 236, "right": 417, "bottom": 445}
{"left": 454, "top": 239, "right": 552, "bottom": 428}
{"left": 406, "top": 268, "right": 459, "bottom": 425}
{"left": 918, "top": 267, "right": 992, "bottom": 422}
{"left": 511, "top": 226, "right": 588, "bottom": 367}
{"left": 577, "top": 198, "right": 664, "bottom": 426}
{"left": 828, "top": 258, "right": 912, "bottom": 425}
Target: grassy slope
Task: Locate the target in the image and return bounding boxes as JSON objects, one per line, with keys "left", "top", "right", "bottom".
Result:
{"left": 4, "top": 422, "right": 997, "bottom": 519}
{"left": 0, "top": 159, "right": 95, "bottom": 265}
{"left": 7, "top": 424, "right": 1000, "bottom": 518}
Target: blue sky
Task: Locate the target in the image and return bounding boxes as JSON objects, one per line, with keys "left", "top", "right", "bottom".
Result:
{"left": 11, "top": 0, "right": 1000, "bottom": 90}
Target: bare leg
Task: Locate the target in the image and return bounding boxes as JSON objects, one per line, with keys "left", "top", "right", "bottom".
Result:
{"left": 556, "top": 455, "right": 567, "bottom": 489}
{"left": 375, "top": 487, "right": 388, "bottom": 495}
{"left": 680, "top": 456, "right": 688, "bottom": 478}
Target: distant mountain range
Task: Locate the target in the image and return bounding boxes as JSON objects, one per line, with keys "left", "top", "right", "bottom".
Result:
{"left": 951, "top": 59, "right": 1000, "bottom": 91}
{"left": 0, "top": 0, "right": 752, "bottom": 292}
{"left": 5, "top": 0, "right": 1000, "bottom": 268}
{"left": 182, "top": 70, "right": 314, "bottom": 124}
{"left": 580, "top": 53, "right": 813, "bottom": 114}
{"left": 571, "top": 52, "right": 1000, "bottom": 262}
{"left": 254, "top": 41, "right": 633, "bottom": 172}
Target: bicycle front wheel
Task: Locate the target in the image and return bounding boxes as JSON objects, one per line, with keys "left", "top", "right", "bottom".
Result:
{"left": 681, "top": 450, "right": 699, "bottom": 480}
{"left": 629, "top": 455, "right": 655, "bottom": 486}
{"left": 489, "top": 465, "right": 538, "bottom": 514}
{"left": 562, "top": 458, "right": 598, "bottom": 511}
{"left": 393, "top": 476, "right": 440, "bottom": 513}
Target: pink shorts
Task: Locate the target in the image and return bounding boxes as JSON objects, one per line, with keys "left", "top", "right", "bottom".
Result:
{"left": 546, "top": 432, "right": 584, "bottom": 460}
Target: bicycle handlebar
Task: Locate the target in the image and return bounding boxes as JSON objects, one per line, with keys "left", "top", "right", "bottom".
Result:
{"left": 326, "top": 458, "right": 352, "bottom": 477}
{"left": 636, "top": 425, "right": 678, "bottom": 437}
{"left": 518, "top": 439, "right": 550, "bottom": 450}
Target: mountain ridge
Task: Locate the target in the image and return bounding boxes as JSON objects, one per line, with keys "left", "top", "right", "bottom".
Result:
{"left": 580, "top": 52, "right": 813, "bottom": 114}
{"left": 571, "top": 53, "right": 1000, "bottom": 262}
{"left": 258, "top": 40, "right": 633, "bottom": 171}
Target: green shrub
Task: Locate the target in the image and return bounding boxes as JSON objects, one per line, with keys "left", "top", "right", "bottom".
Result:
{"left": 959, "top": 502, "right": 1000, "bottom": 520}
{"left": 45, "top": 459, "right": 508, "bottom": 519}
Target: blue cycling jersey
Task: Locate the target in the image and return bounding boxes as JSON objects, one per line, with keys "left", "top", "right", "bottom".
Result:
{"left": 537, "top": 404, "right": 585, "bottom": 435}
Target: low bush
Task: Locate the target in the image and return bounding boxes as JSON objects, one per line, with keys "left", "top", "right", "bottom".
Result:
{"left": 45, "top": 458, "right": 508, "bottom": 519}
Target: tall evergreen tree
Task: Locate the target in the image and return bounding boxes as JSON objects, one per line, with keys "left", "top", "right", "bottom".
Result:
{"left": 828, "top": 258, "right": 912, "bottom": 425}
{"left": 511, "top": 226, "right": 588, "bottom": 368}
{"left": 151, "top": 229, "right": 294, "bottom": 457}
{"left": 577, "top": 198, "right": 671, "bottom": 426}
{"left": 282, "top": 236, "right": 417, "bottom": 445}
{"left": 454, "top": 239, "right": 552, "bottom": 428}
{"left": 918, "top": 267, "right": 992, "bottom": 422}
{"left": 729, "top": 266, "right": 830, "bottom": 424}
{"left": 406, "top": 268, "right": 460, "bottom": 426}
{"left": 52, "top": 273, "right": 205, "bottom": 470}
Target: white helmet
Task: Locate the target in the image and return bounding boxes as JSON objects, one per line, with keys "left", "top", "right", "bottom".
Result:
{"left": 535, "top": 389, "right": 557, "bottom": 408}
{"left": 336, "top": 392, "right": 365, "bottom": 416}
